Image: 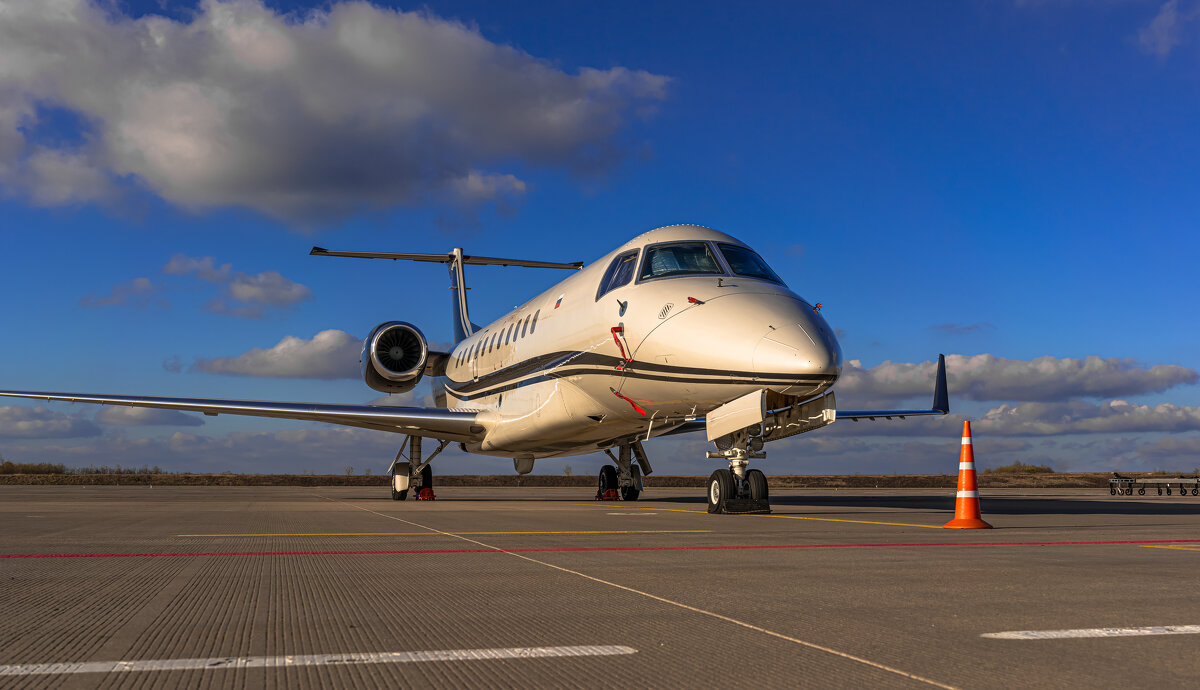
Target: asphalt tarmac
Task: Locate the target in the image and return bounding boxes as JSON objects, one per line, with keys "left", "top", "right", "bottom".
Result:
{"left": 2, "top": 484, "right": 1200, "bottom": 689}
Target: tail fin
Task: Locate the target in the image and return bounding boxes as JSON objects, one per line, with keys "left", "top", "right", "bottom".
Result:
{"left": 310, "top": 246, "right": 583, "bottom": 345}
{"left": 448, "top": 248, "right": 476, "bottom": 342}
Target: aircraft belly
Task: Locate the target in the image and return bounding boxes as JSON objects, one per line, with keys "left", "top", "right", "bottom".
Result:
{"left": 479, "top": 379, "right": 622, "bottom": 453}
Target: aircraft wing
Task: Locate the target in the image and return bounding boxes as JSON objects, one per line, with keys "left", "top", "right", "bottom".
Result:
{"left": 834, "top": 354, "right": 948, "bottom": 421}
{"left": 0, "top": 390, "right": 484, "bottom": 442}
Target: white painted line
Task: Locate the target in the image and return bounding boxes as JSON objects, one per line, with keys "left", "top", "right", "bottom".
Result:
{"left": 983, "top": 625, "right": 1200, "bottom": 640}
{"left": 332, "top": 496, "right": 956, "bottom": 689}
{"left": 0, "top": 646, "right": 636, "bottom": 677}
{"left": 607, "top": 512, "right": 656, "bottom": 515}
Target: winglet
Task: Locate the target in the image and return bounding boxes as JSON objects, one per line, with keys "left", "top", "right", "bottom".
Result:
{"left": 932, "top": 354, "right": 949, "bottom": 414}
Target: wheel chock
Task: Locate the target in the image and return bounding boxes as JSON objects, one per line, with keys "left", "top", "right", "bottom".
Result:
{"left": 417, "top": 488, "right": 436, "bottom": 501}
{"left": 595, "top": 488, "right": 620, "bottom": 501}
{"left": 721, "top": 498, "right": 771, "bottom": 514}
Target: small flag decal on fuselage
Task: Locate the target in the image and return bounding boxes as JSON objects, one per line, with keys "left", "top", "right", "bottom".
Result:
{"left": 555, "top": 296, "right": 563, "bottom": 309}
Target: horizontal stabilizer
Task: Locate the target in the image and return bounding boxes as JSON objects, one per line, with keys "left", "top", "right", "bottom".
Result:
{"left": 310, "top": 247, "right": 583, "bottom": 270}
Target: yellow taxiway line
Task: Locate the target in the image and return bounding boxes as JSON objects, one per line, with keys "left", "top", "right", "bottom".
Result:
{"left": 177, "top": 530, "right": 712, "bottom": 537}
{"left": 575, "top": 503, "right": 942, "bottom": 529}
{"left": 1141, "top": 545, "right": 1200, "bottom": 552}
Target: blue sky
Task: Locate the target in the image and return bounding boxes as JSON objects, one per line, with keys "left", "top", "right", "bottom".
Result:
{"left": 1, "top": 0, "right": 1198, "bottom": 475}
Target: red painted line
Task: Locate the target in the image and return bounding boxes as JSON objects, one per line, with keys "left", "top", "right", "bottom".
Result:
{"left": 4, "top": 539, "right": 1200, "bottom": 559}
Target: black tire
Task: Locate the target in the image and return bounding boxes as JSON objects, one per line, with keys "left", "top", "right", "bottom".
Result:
{"left": 746, "top": 469, "right": 769, "bottom": 501}
{"left": 391, "top": 474, "right": 407, "bottom": 501}
{"left": 621, "top": 485, "right": 640, "bottom": 501}
{"left": 1138, "top": 488, "right": 1146, "bottom": 495}
{"left": 1167, "top": 487, "right": 1172, "bottom": 496}
{"left": 1192, "top": 488, "right": 1198, "bottom": 496}
{"left": 419, "top": 464, "right": 433, "bottom": 493}
{"left": 598, "top": 465, "right": 618, "bottom": 497}
{"left": 1110, "top": 487, "right": 1116, "bottom": 496}
{"left": 1158, "top": 488, "right": 1163, "bottom": 495}
{"left": 707, "top": 469, "right": 733, "bottom": 514}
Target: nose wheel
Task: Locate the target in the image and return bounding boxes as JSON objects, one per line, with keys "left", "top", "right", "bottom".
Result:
{"left": 706, "top": 429, "right": 771, "bottom": 514}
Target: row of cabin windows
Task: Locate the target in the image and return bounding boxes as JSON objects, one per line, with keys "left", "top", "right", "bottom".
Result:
{"left": 454, "top": 309, "right": 540, "bottom": 367}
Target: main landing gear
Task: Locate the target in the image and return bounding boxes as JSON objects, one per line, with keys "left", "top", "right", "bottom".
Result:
{"left": 390, "top": 436, "right": 450, "bottom": 501}
{"left": 597, "top": 441, "right": 653, "bottom": 501}
{"left": 706, "top": 429, "right": 770, "bottom": 514}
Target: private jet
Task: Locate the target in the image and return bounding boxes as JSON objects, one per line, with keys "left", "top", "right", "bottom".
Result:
{"left": 0, "top": 225, "right": 947, "bottom": 513}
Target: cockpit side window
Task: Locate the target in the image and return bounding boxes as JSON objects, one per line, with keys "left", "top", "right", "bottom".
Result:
{"left": 717, "top": 243, "right": 785, "bottom": 285}
{"left": 595, "top": 250, "right": 639, "bottom": 300}
{"left": 639, "top": 242, "right": 724, "bottom": 280}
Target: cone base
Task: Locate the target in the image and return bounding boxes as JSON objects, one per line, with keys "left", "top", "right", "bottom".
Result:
{"left": 942, "top": 517, "right": 993, "bottom": 529}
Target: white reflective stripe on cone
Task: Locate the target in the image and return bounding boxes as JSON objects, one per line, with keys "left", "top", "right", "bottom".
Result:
{"left": 959, "top": 462, "right": 974, "bottom": 470}
{"left": 956, "top": 491, "right": 978, "bottom": 498}
{"left": 961, "top": 437, "right": 972, "bottom": 445}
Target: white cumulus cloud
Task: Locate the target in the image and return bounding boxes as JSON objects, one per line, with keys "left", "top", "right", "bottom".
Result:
{"left": 163, "top": 254, "right": 312, "bottom": 318}
{"left": 191, "top": 329, "right": 360, "bottom": 378}
{"left": 0, "top": 0, "right": 669, "bottom": 223}
{"left": 0, "top": 405, "right": 100, "bottom": 439}
{"left": 838, "top": 354, "right": 1197, "bottom": 403}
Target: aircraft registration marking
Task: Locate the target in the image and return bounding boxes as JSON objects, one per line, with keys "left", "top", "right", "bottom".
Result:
{"left": 174, "top": 530, "right": 708, "bottom": 537}
{"left": 576, "top": 503, "right": 943, "bottom": 529}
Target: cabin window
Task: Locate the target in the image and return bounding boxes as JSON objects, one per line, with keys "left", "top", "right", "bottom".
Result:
{"left": 531, "top": 310, "right": 540, "bottom": 333}
{"left": 717, "top": 243, "right": 785, "bottom": 284}
{"left": 639, "top": 242, "right": 724, "bottom": 280}
{"left": 595, "top": 250, "right": 639, "bottom": 300}
{"left": 520, "top": 315, "right": 529, "bottom": 338}
{"left": 507, "top": 323, "right": 515, "bottom": 344}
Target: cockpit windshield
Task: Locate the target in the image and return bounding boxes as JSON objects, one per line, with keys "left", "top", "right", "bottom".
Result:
{"left": 639, "top": 242, "right": 724, "bottom": 280}
{"left": 717, "top": 243, "right": 785, "bottom": 284}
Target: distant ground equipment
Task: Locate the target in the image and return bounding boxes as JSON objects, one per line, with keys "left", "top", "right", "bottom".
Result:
{"left": 1110, "top": 473, "right": 1200, "bottom": 497}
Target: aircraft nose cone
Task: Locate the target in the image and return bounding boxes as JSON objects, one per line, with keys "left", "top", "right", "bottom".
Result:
{"left": 753, "top": 313, "right": 841, "bottom": 395}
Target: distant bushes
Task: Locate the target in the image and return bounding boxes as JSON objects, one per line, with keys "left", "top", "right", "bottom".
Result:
{"left": 1, "top": 461, "right": 67, "bottom": 474}
{"left": 0, "top": 461, "right": 164, "bottom": 475}
{"left": 983, "top": 461, "right": 1055, "bottom": 475}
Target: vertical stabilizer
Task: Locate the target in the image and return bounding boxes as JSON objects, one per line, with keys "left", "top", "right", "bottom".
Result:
{"left": 449, "top": 248, "right": 477, "bottom": 343}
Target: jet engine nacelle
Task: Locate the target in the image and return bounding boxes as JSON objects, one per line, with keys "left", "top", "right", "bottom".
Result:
{"left": 362, "top": 321, "right": 428, "bottom": 394}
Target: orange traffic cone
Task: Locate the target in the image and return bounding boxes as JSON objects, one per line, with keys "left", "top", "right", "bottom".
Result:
{"left": 943, "top": 421, "right": 993, "bottom": 529}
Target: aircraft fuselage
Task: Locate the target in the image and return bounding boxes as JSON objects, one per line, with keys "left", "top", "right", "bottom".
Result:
{"left": 441, "top": 226, "right": 844, "bottom": 459}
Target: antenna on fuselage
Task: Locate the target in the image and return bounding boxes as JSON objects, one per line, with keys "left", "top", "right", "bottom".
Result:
{"left": 309, "top": 247, "right": 584, "bottom": 342}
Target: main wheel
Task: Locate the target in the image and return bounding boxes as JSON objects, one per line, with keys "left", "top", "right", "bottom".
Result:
{"left": 707, "top": 469, "right": 734, "bottom": 514}
{"left": 598, "top": 465, "right": 618, "bottom": 498}
{"left": 1192, "top": 488, "right": 1198, "bottom": 496}
{"left": 1110, "top": 487, "right": 1116, "bottom": 496}
{"left": 1138, "top": 488, "right": 1146, "bottom": 495}
{"left": 621, "top": 485, "right": 640, "bottom": 501}
{"left": 391, "top": 474, "right": 408, "bottom": 501}
{"left": 746, "top": 469, "right": 769, "bottom": 501}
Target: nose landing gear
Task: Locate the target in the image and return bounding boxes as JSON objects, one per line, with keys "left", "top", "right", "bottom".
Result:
{"left": 706, "top": 429, "right": 771, "bottom": 514}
